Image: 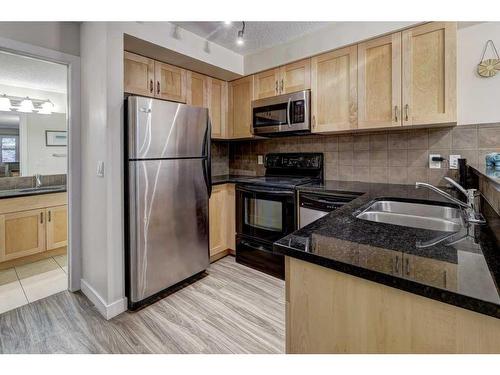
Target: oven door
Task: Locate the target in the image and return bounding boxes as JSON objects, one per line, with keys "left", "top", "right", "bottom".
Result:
{"left": 236, "top": 184, "right": 296, "bottom": 243}
{"left": 252, "top": 90, "right": 310, "bottom": 135}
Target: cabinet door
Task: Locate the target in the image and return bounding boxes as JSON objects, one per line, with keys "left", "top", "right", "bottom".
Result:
{"left": 402, "top": 22, "right": 457, "bottom": 126}
{"left": 46, "top": 205, "right": 68, "bottom": 251}
{"left": 208, "top": 78, "right": 228, "bottom": 139}
{"left": 124, "top": 51, "right": 155, "bottom": 97}
{"left": 186, "top": 71, "right": 208, "bottom": 107}
{"left": 209, "top": 185, "right": 226, "bottom": 257}
{"left": 279, "top": 58, "right": 311, "bottom": 94}
{"left": 229, "top": 75, "right": 254, "bottom": 139}
{"left": 358, "top": 33, "right": 402, "bottom": 129}
{"left": 404, "top": 254, "right": 457, "bottom": 291}
{"left": 0, "top": 209, "right": 45, "bottom": 262}
{"left": 358, "top": 243, "right": 402, "bottom": 276}
{"left": 311, "top": 46, "right": 358, "bottom": 133}
{"left": 154, "top": 61, "right": 187, "bottom": 103}
{"left": 253, "top": 68, "right": 280, "bottom": 99}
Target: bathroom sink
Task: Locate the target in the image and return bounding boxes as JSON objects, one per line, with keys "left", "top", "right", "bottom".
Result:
{"left": 355, "top": 199, "right": 464, "bottom": 232}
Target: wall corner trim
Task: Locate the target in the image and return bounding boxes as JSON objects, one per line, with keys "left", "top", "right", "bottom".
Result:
{"left": 80, "top": 279, "right": 127, "bottom": 320}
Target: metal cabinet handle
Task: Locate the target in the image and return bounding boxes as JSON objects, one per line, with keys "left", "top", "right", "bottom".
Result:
{"left": 443, "top": 270, "right": 447, "bottom": 288}
{"left": 156, "top": 81, "right": 160, "bottom": 95}
{"left": 312, "top": 115, "right": 316, "bottom": 129}
{"left": 394, "top": 256, "right": 400, "bottom": 274}
{"left": 48, "top": 210, "right": 51, "bottom": 222}
{"left": 394, "top": 105, "right": 399, "bottom": 122}
{"left": 40, "top": 212, "right": 43, "bottom": 224}
{"left": 275, "top": 80, "right": 278, "bottom": 95}
{"left": 149, "top": 79, "right": 154, "bottom": 94}
{"left": 404, "top": 104, "right": 409, "bottom": 121}
{"left": 404, "top": 258, "right": 410, "bottom": 276}
{"left": 280, "top": 79, "right": 284, "bottom": 94}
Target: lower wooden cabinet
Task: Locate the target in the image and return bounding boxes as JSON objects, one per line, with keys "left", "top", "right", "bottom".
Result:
{"left": 0, "top": 193, "right": 67, "bottom": 263}
{"left": 46, "top": 205, "right": 68, "bottom": 251}
{"left": 209, "top": 184, "right": 235, "bottom": 261}
{"left": 0, "top": 209, "right": 46, "bottom": 261}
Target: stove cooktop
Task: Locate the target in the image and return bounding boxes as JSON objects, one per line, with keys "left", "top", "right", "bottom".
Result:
{"left": 237, "top": 176, "right": 318, "bottom": 189}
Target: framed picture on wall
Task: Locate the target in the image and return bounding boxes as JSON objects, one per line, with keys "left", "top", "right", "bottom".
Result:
{"left": 45, "top": 130, "right": 67, "bottom": 147}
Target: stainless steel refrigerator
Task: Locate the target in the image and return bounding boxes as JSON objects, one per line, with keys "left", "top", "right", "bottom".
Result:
{"left": 126, "top": 96, "right": 211, "bottom": 310}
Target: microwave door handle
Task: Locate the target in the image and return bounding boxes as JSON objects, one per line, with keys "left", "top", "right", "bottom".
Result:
{"left": 286, "top": 98, "right": 292, "bottom": 127}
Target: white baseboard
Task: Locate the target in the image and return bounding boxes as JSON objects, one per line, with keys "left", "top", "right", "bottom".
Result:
{"left": 80, "top": 279, "right": 127, "bottom": 320}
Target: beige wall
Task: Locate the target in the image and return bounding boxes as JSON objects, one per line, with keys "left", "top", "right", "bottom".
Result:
{"left": 229, "top": 123, "right": 500, "bottom": 186}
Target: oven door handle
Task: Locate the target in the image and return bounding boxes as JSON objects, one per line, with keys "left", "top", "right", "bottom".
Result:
{"left": 286, "top": 98, "right": 291, "bottom": 127}
{"left": 237, "top": 185, "right": 295, "bottom": 196}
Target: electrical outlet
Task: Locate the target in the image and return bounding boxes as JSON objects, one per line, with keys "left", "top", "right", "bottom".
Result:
{"left": 257, "top": 155, "right": 264, "bottom": 165}
{"left": 429, "top": 154, "right": 442, "bottom": 169}
{"left": 449, "top": 154, "right": 461, "bottom": 169}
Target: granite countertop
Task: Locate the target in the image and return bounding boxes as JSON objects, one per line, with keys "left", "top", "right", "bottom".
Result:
{"left": 0, "top": 185, "right": 67, "bottom": 199}
{"left": 274, "top": 180, "right": 500, "bottom": 319}
{"left": 211, "top": 174, "right": 254, "bottom": 185}
{"left": 469, "top": 164, "right": 500, "bottom": 186}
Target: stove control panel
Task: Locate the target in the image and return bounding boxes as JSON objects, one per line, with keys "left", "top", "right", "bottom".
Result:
{"left": 265, "top": 153, "right": 323, "bottom": 170}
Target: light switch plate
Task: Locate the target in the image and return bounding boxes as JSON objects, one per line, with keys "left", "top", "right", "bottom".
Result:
{"left": 97, "top": 161, "right": 105, "bottom": 177}
{"left": 429, "top": 154, "right": 442, "bottom": 169}
{"left": 257, "top": 155, "right": 264, "bottom": 165}
{"left": 449, "top": 154, "right": 461, "bottom": 169}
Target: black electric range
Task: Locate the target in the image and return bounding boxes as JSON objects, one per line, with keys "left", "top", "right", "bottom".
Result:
{"left": 235, "top": 153, "right": 324, "bottom": 279}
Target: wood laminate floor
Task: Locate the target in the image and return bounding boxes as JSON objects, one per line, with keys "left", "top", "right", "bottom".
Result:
{"left": 0, "top": 256, "right": 285, "bottom": 354}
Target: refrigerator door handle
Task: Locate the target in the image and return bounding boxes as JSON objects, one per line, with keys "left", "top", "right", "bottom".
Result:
{"left": 202, "top": 118, "right": 212, "bottom": 198}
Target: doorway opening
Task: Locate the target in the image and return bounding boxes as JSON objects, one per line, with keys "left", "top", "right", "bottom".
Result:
{"left": 0, "top": 49, "right": 70, "bottom": 314}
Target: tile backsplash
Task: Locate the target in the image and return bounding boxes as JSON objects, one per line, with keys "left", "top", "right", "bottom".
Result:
{"left": 211, "top": 141, "right": 229, "bottom": 176}
{"left": 226, "top": 123, "right": 500, "bottom": 186}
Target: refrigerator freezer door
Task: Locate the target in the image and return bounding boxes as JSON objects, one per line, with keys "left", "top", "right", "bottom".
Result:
{"left": 128, "top": 158, "right": 209, "bottom": 303}
{"left": 128, "top": 96, "right": 208, "bottom": 160}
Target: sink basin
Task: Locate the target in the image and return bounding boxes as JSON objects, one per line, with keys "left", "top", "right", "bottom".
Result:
{"left": 355, "top": 200, "right": 464, "bottom": 232}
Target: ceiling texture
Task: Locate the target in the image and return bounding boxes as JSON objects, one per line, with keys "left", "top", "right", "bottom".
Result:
{"left": 0, "top": 50, "right": 67, "bottom": 93}
{"left": 172, "top": 21, "right": 333, "bottom": 55}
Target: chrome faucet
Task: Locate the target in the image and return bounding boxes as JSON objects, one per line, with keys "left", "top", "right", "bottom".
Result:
{"left": 35, "top": 174, "right": 42, "bottom": 188}
{"left": 415, "top": 177, "right": 486, "bottom": 225}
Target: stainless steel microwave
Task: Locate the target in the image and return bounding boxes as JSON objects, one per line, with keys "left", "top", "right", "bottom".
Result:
{"left": 251, "top": 90, "right": 310, "bottom": 136}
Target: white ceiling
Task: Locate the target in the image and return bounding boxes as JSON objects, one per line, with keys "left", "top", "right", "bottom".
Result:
{"left": 0, "top": 51, "right": 67, "bottom": 94}
{"left": 172, "top": 22, "right": 333, "bottom": 55}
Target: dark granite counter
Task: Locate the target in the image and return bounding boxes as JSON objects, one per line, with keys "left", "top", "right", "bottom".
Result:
{"left": 0, "top": 185, "right": 67, "bottom": 199}
{"left": 211, "top": 174, "right": 254, "bottom": 186}
{"left": 275, "top": 181, "right": 500, "bottom": 319}
{"left": 469, "top": 164, "right": 500, "bottom": 186}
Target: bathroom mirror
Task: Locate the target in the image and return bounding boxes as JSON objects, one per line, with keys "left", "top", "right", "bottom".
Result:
{"left": 0, "top": 111, "right": 67, "bottom": 178}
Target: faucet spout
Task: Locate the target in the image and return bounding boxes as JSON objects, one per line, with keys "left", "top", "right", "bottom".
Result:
{"left": 415, "top": 181, "right": 469, "bottom": 209}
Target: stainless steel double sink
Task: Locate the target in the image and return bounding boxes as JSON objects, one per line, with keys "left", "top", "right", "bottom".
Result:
{"left": 355, "top": 199, "right": 464, "bottom": 232}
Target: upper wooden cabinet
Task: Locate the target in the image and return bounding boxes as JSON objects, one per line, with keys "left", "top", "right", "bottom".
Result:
{"left": 124, "top": 52, "right": 155, "bottom": 97}
{"left": 155, "top": 62, "right": 187, "bottom": 103}
{"left": 124, "top": 52, "right": 187, "bottom": 103}
{"left": 311, "top": 46, "right": 357, "bottom": 133}
{"left": 280, "top": 59, "right": 311, "bottom": 95}
{"left": 186, "top": 71, "right": 208, "bottom": 107}
{"left": 358, "top": 33, "right": 402, "bottom": 129}
{"left": 253, "top": 59, "right": 311, "bottom": 99}
{"left": 254, "top": 68, "right": 280, "bottom": 99}
{"left": 402, "top": 22, "right": 457, "bottom": 126}
{"left": 208, "top": 78, "right": 228, "bottom": 139}
{"left": 229, "top": 75, "right": 254, "bottom": 139}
